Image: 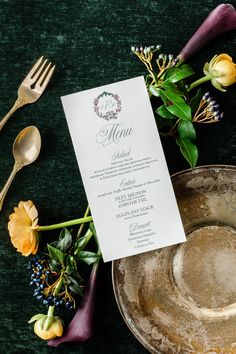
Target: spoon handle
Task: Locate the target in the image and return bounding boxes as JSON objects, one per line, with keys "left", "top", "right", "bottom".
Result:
{"left": 0, "top": 162, "right": 21, "bottom": 211}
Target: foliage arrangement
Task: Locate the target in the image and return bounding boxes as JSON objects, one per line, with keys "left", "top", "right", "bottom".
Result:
{"left": 8, "top": 200, "right": 99, "bottom": 345}
{"left": 4, "top": 2, "right": 236, "bottom": 348}
{"left": 131, "top": 49, "right": 236, "bottom": 168}
{"left": 131, "top": 3, "right": 236, "bottom": 168}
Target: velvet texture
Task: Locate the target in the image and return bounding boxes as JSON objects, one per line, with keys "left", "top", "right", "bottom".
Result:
{"left": 0, "top": 1, "right": 235, "bottom": 353}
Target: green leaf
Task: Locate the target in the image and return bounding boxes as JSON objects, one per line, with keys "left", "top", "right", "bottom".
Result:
{"left": 65, "top": 264, "right": 75, "bottom": 275}
{"left": 74, "top": 235, "right": 88, "bottom": 251}
{"left": 65, "top": 275, "right": 83, "bottom": 296}
{"left": 149, "top": 84, "right": 160, "bottom": 97}
{"left": 49, "top": 259, "right": 61, "bottom": 272}
{"left": 48, "top": 244, "right": 66, "bottom": 265}
{"left": 65, "top": 255, "right": 77, "bottom": 274}
{"left": 163, "top": 64, "right": 194, "bottom": 83}
{"left": 156, "top": 105, "right": 177, "bottom": 119}
{"left": 28, "top": 314, "right": 45, "bottom": 323}
{"left": 57, "top": 228, "right": 72, "bottom": 253}
{"left": 68, "top": 255, "right": 77, "bottom": 267}
{"left": 73, "top": 270, "right": 84, "bottom": 282}
{"left": 65, "top": 256, "right": 84, "bottom": 282}
{"left": 49, "top": 240, "right": 59, "bottom": 248}
{"left": 75, "top": 250, "right": 101, "bottom": 265}
{"left": 212, "top": 78, "right": 226, "bottom": 92}
{"left": 176, "top": 138, "right": 198, "bottom": 168}
{"left": 160, "top": 84, "right": 192, "bottom": 121}
{"left": 176, "top": 80, "right": 189, "bottom": 100}
{"left": 178, "top": 121, "right": 196, "bottom": 140}
{"left": 190, "top": 88, "right": 202, "bottom": 114}
{"left": 161, "top": 81, "right": 181, "bottom": 95}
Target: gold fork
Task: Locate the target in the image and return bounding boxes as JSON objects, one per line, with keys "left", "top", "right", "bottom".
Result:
{"left": 0, "top": 56, "right": 55, "bottom": 131}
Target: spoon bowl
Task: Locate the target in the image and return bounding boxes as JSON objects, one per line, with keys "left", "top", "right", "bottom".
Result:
{"left": 13, "top": 126, "right": 41, "bottom": 167}
{"left": 0, "top": 126, "right": 41, "bottom": 210}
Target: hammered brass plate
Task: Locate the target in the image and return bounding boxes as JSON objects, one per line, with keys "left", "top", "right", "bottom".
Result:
{"left": 112, "top": 165, "right": 236, "bottom": 353}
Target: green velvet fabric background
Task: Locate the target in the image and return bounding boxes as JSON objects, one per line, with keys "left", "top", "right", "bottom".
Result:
{"left": 0, "top": 0, "right": 235, "bottom": 353}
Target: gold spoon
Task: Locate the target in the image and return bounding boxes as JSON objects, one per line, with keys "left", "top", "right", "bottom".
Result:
{"left": 0, "top": 126, "right": 41, "bottom": 210}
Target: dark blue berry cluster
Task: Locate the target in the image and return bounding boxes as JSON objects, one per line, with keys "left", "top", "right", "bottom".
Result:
{"left": 28, "top": 254, "right": 74, "bottom": 310}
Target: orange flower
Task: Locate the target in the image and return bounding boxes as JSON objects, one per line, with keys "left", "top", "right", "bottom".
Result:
{"left": 204, "top": 54, "right": 236, "bottom": 91}
{"left": 8, "top": 200, "right": 39, "bottom": 256}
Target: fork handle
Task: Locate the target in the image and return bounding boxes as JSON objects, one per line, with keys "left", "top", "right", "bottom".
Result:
{"left": 0, "top": 98, "right": 24, "bottom": 132}
{"left": 0, "top": 162, "right": 21, "bottom": 211}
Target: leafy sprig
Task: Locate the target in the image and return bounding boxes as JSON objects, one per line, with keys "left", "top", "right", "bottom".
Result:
{"left": 131, "top": 46, "right": 226, "bottom": 168}
{"left": 26, "top": 207, "right": 101, "bottom": 341}
{"left": 44, "top": 223, "right": 100, "bottom": 305}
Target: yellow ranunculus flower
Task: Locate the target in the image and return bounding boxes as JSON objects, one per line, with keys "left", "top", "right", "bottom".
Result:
{"left": 34, "top": 317, "right": 63, "bottom": 340}
{"left": 8, "top": 200, "right": 39, "bottom": 256}
{"left": 29, "top": 314, "right": 63, "bottom": 340}
{"left": 204, "top": 53, "right": 236, "bottom": 91}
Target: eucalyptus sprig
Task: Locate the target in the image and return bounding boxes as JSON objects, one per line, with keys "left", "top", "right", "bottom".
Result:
{"left": 131, "top": 45, "right": 235, "bottom": 168}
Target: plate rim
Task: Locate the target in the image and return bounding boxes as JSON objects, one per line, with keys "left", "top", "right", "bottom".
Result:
{"left": 111, "top": 164, "right": 236, "bottom": 353}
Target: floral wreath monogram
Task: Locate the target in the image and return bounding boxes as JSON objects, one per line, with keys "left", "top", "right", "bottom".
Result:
{"left": 94, "top": 91, "right": 122, "bottom": 120}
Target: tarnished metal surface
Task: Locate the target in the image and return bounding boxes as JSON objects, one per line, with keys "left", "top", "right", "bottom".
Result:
{"left": 112, "top": 165, "right": 236, "bottom": 353}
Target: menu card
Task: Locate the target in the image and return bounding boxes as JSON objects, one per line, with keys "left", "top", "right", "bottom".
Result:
{"left": 62, "top": 76, "right": 186, "bottom": 262}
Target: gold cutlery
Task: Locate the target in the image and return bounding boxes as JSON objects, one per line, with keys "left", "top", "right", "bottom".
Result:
{"left": 0, "top": 126, "right": 41, "bottom": 210}
{"left": 0, "top": 57, "right": 55, "bottom": 131}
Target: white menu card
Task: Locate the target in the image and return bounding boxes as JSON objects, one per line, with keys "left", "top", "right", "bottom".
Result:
{"left": 62, "top": 76, "right": 186, "bottom": 262}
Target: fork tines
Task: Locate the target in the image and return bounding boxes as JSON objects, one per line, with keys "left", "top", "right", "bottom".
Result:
{"left": 26, "top": 56, "right": 55, "bottom": 89}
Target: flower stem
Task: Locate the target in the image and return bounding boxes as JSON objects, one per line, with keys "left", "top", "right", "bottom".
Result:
{"left": 37, "top": 216, "right": 93, "bottom": 231}
{"left": 74, "top": 229, "right": 94, "bottom": 256}
{"left": 47, "top": 305, "right": 55, "bottom": 317}
{"left": 45, "top": 277, "right": 64, "bottom": 330}
{"left": 77, "top": 206, "right": 90, "bottom": 239}
{"left": 82, "top": 229, "right": 93, "bottom": 248}
{"left": 188, "top": 75, "right": 211, "bottom": 91}
{"left": 53, "top": 276, "right": 64, "bottom": 296}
